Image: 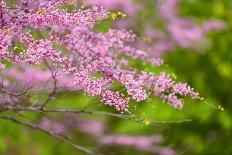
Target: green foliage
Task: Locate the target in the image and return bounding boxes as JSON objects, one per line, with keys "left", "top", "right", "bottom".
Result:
{"left": 0, "top": 138, "right": 6, "bottom": 154}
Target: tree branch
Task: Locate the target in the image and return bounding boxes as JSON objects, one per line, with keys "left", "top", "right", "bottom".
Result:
{"left": 10, "top": 107, "right": 192, "bottom": 125}
{"left": 0, "top": 114, "right": 94, "bottom": 154}
{"left": 40, "top": 60, "right": 58, "bottom": 109}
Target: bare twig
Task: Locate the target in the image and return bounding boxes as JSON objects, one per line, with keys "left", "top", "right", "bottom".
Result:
{"left": 0, "top": 79, "right": 4, "bottom": 90}
{"left": 10, "top": 107, "right": 192, "bottom": 125}
{"left": 12, "top": 87, "right": 31, "bottom": 97}
{"left": 40, "top": 60, "right": 58, "bottom": 109}
{"left": 0, "top": 114, "right": 94, "bottom": 154}
{"left": 0, "top": 87, "right": 31, "bottom": 97}
{"left": 0, "top": 80, "right": 32, "bottom": 97}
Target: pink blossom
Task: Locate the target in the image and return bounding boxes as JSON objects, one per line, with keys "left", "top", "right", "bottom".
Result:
{"left": 0, "top": 0, "right": 199, "bottom": 112}
{"left": 84, "top": 0, "right": 139, "bottom": 16}
{"left": 101, "top": 90, "right": 129, "bottom": 111}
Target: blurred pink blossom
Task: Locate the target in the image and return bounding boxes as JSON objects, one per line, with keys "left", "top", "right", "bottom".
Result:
{"left": 84, "top": 0, "right": 139, "bottom": 16}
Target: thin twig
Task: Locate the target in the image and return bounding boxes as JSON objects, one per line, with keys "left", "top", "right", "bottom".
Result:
{"left": 0, "top": 114, "right": 94, "bottom": 154}
{"left": 40, "top": 60, "right": 58, "bottom": 109}
{"left": 0, "top": 80, "right": 31, "bottom": 97}
{"left": 10, "top": 107, "right": 192, "bottom": 125}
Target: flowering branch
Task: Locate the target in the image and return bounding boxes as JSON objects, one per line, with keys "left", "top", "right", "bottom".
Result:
{"left": 0, "top": 0, "right": 203, "bottom": 154}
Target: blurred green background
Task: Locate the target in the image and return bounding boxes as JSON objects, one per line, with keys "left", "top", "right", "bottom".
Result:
{"left": 1, "top": 0, "right": 232, "bottom": 155}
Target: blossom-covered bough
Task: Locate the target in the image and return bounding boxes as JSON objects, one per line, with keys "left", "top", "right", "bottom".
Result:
{"left": 0, "top": 0, "right": 200, "bottom": 154}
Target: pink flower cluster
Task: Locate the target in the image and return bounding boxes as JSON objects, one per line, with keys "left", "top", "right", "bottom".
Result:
{"left": 86, "top": 0, "right": 225, "bottom": 57}
{"left": 0, "top": 0, "right": 199, "bottom": 112}
{"left": 84, "top": 0, "right": 139, "bottom": 16}
{"left": 147, "top": 0, "right": 225, "bottom": 55}
{"left": 101, "top": 90, "right": 129, "bottom": 111}
{"left": 154, "top": 73, "right": 199, "bottom": 108}
{"left": 2, "top": 64, "right": 76, "bottom": 90}
{"left": 159, "top": 0, "right": 225, "bottom": 49}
